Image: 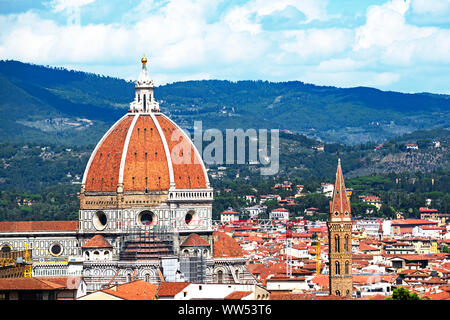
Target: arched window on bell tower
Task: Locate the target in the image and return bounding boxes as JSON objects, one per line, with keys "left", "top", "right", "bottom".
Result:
{"left": 335, "top": 235, "right": 340, "bottom": 253}
{"left": 344, "top": 235, "right": 349, "bottom": 253}
{"left": 335, "top": 261, "right": 340, "bottom": 275}
{"left": 345, "top": 261, "right": 350, "bottom": 274}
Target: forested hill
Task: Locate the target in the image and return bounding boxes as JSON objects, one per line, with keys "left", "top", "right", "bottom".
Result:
{"left": 1, "top": 60, "right": 449, "bottom": 146}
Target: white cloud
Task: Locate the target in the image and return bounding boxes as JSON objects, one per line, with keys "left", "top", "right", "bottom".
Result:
{"left": 303, "top": 70, "right": 400, "bottom": 88}
{"left": 0, "top": 12, "right": 135, "bottom": 64}
{"left": 0, "top": 0, "right": 448, "bottom": 93}
{"left": 223, "top": 0, "right": 329, "bottom": 34}
{"left": 353, "top": 0, "right": 450, "bottom": 66}
{"left": 47, "top": 0, "right": 96, "bottom": 12}
{"left": 317, "top": 58, "right": 366, "bottom": 72}
{"left": 281, "top": 28, "right": 354, "bottom": 60}
{"left": 411, "top": 0, "right": 450, "bottom": 15}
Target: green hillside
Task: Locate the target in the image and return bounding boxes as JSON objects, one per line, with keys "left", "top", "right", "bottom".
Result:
{"left": 0, "top": 60, "right": 449, "bottom": 146}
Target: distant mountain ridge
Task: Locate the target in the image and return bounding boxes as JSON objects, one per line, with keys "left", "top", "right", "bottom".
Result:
{"left": 0, "top": 60, "right": 448, "bottom": 146}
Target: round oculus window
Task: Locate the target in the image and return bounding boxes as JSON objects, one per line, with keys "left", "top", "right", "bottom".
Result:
{"left": 50, "top": 243, "right": 62, "bottom": 256}
{"left": 138, "top": 211, "right": 155, "bottom": 226}
{"left": 185, "top": 210, "right": 196, "bottom": 226}
{"left": 93, "top": 211, "right": 108, "bottom": 230}
{"left": 185, "top": 212, "right": 193, "bottom": 225}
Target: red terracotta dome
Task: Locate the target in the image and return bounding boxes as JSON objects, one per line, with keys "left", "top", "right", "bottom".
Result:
{"left": 212, "top": 231, "right": 244, "bottom": 258}
{"left": 82, "top": 113, "right": 209, "bottom": 192}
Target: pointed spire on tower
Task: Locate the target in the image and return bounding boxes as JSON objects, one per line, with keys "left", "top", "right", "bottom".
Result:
{"left": 330, "top": 157, "right": 351, "bottom": 220}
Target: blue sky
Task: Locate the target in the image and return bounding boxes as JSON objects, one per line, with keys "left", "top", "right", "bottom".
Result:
{"left": 0, "top": 0, "right": 449, "bottom": 93}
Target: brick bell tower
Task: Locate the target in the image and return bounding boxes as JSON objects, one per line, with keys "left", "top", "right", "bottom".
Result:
{"left": 327, "top": 158, "right": 353, "bottom": 298}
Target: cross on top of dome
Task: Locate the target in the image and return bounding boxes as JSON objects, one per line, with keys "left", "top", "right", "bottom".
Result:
{"left": 129, "top": 56, "right": 160, "bottom": 113}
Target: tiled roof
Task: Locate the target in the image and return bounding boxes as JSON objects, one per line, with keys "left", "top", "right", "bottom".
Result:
{"left": 0, "top": 220, "right": 78, "bottom": 232}
{"left": 310, "top": 275, "right": 329, "bottom": 288}
{"left": 359, "top": 243, "right": 380, "bottom": 252}
{"left": 421, "top": 289, "right": 450, "bottom": 300}
{"left": 389, "top": 254, "right": 444, "bottom": 261}
{"left": 84, "top": 113, "right": 208, "bottom": 192}
{"left": 82, "top": 235, "right": 113, "bottom": 248}
{"left": 391, "top": 219, "right": 436, "bottom": 225}
{"left": 157, "top": 282, "right": 190, "bottom": 297}
{"left": 38, "top": 277, "right": 82, "bottom": 289}
{"left": 329, "top": 159, "right": 351, "bottom": 217}
{"left": 352, "top": 275, "right": 394, "bottom": 284}
{"left": 224, "top": 291, "right": 252, "bottom": 300}
{"left": 270, "top": 293, "right": 347, "bottom": 300}
{"left": 419, "top": 207, "right": 438, "bottom": 212}
{"left": 122, "top": 114, "right": 170, "bottom": 191}
{"left": 102, "top": 280, "right": 158, "bottom": 300}
{"left": 157, "top": 114, "right": 207, "bottom": 189}
{"left": 0, "top": 278, "right": 67, "bottom": 290}
{"left": 270, "top": 293, "right": 313, "bottom": 300}
{"left": 180, "top": 233, "right": 210, "bottom": 247}
{"left": 222, "top": 210, "right": 239, "bottom": 214}
{"left": 213, "top": 231, "right": 244, "bottom": 258}
{"left": 85, "top": 114, "right": 134, "bottom": 191}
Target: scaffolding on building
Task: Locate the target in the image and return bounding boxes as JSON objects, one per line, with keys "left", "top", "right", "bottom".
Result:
{"left": 117, "top": 223, "right": 209, "bottom": 283}
{"left": 179, "top": 246, "right": 206, "bottom": 283}
{"left": 0, "top": 248, "right": 32, "bottom": 278}
{"left": 119, "top": 224, "right": 175, "bottom": 261}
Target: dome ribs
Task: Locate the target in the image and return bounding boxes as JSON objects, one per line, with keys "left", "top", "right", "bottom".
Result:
{"left": 85, "top": 115, "right": 134, "bottom": 192}
{"left": 155, "top": 114, "right": 207, "bottom": 190}
{"left": 123, "top": 115, "right": 170, "bottom": 191}
{"left": 83, "top": 112, "right": 209, "bottom": 193}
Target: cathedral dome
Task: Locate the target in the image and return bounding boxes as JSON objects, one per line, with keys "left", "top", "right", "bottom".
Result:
{"left": 81, "top": 58, "right": 210, "bottom": 194}
{"left": 82, "top": 113, "right": 209, "bottom": 192}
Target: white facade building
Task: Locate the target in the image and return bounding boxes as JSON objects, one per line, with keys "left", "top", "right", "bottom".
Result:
{"left": 270, "top": 208, "right": 290, "bottom": 221}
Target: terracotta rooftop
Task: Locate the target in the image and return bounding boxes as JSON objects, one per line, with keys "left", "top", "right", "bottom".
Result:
{"left": 0, "top": 221, "right": 78, "bottom": 232}
{"left": 221, "top": 210, "right": 239, "bottom": 214}
{"left": 0, "top": 278, "right": 68, "bottom": 290}
{"left": 270, "top": 293, "right": 346, "bottom": 300}
{"left": 391, "top": 219, "right": 437, "bottom": 225}
{"left": 359, "top": 243, "right": 380, "bottom": 252}
{"left": 213, "top": 231, "right": 244, "bottom": 258}
{"left": 329, "top": 159, "right": 351, "bottom": 217}
{"left": 84, "top": 114, "right": 134, "bottom": 192}
{"left": 224, "top": 291, "right": 252, "bottom": 300}
{"left": 102, "top": 280, "right": 158, "bottom": 300}
{"left": 180, "top": 233, "right": 210, "bottom": 247}
{"left": 82, "top": 235, "right": 113, "bottom": 248}
{"left": 310, "top": 275, "right": 329, "bottom": 288}
{"left": 83, "top": 113, "right": 208, "bottom": 192}
{"left": 157, "top": 282, "right": 191, "bottom": 297}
